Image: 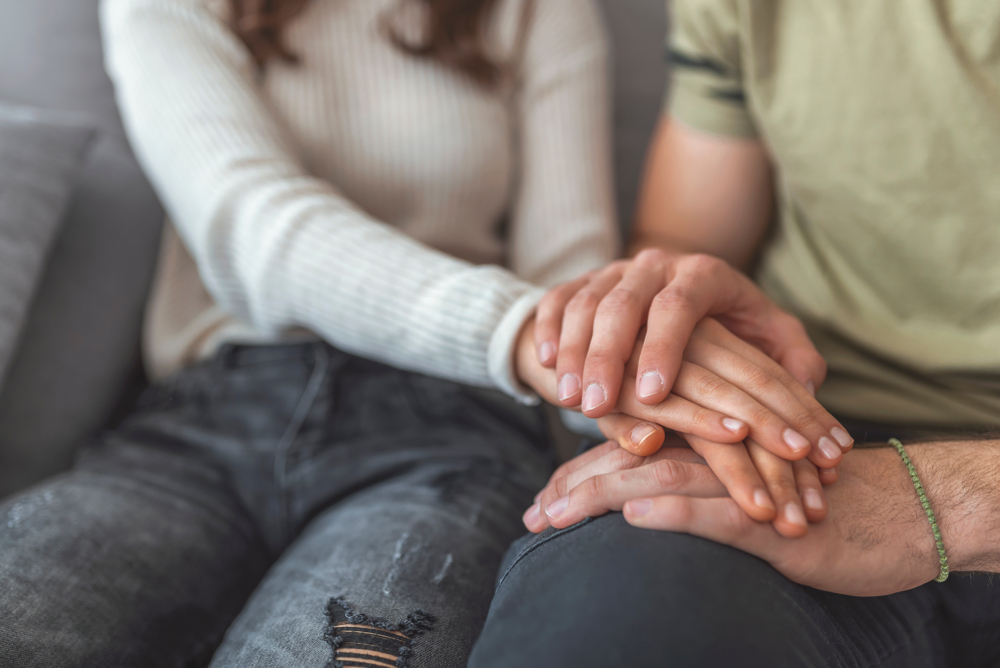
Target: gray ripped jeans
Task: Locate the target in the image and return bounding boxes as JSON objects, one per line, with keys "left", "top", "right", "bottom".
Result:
{"left": 0, "top": 342, "right": 554, "bottom": 668}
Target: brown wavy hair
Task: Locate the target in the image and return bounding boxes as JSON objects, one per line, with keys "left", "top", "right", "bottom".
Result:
{"left": 230, "top": 0, "right": 521, "bottom": 87}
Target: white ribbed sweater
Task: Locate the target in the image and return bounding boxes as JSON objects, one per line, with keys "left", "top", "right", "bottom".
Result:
{"left": 100, "top": 0, "right": 618, "bottom": 401}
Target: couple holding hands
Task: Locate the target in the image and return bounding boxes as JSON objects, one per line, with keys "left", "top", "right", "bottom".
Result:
{"left": 2, "top": 0, "right": 999, "bottom": 667}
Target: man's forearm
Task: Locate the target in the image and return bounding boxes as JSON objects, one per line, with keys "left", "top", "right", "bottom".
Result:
{"left": 911, "top": 439, "right": 1000, "bottom": 573}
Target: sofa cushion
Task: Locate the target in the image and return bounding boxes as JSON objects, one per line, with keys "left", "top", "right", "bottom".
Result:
{"left": 597, "top": 0, "right": 669, "bottom": 232}
{"left": 0, "top": 0, "right": 164, "bottom": 499}
{"left": 0, "top": 103, "right": 96, "bottom": 388}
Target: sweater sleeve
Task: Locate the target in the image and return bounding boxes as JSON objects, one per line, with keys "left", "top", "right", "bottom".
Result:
{"left": 507, "top": 0, "right": 620, "bottom": 290}
{"left": 100, "top": 0, "right": 547, "bottom": 401}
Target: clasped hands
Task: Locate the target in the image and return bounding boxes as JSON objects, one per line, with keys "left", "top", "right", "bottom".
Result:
{"left": 514, "top": 250, "right": 944, "bottom": 596}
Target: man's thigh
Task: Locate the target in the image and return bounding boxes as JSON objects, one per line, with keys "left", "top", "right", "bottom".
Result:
{"left": 0, "top": 437, "right": 270, "bottom": 668}
{"left": 468, "top": 513, "right": 948, "bottom": 668}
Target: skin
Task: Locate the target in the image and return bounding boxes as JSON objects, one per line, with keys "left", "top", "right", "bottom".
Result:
{"left": 522, "top": 116, "right": 1000, "bottom": 591}
{"left": 515, "top": 318, "right": 834, "bottom": 536}
{"left": 520, "top": 117, "right": 853, "bottom": 533}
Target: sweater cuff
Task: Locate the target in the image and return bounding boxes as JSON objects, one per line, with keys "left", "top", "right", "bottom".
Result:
{"left": 488, "top": 286, "right": 547, "bottom": 405}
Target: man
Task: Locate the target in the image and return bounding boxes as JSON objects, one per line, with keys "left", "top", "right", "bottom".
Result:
{"left": 468, "top": 1, "right": 1000, "bottom": 665}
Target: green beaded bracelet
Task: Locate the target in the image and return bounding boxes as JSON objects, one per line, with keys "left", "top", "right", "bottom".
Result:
{"left": 889, "top": 438, "right": 949, "bottom": 582}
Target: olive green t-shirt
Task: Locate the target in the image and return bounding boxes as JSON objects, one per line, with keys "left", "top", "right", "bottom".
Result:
{"left": 668, "top": 0, "right": 1000, "bottom": 429}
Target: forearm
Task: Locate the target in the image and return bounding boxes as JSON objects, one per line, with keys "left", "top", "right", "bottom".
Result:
{"left": 909, "top": 439, "right": 1000, "bottom": 573}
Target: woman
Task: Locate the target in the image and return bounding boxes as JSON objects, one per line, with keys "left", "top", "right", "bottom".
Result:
{"left": 0, "top": 0, "right": 845, "bottom": 666}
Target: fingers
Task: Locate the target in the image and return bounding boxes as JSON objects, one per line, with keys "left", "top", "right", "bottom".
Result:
{"left": 534, "top": 274, "right": 593, "bottom": 367}
{"left": 682, "top": 336, "right": 845, "bottom": 468}
{"left": 623, "top": 495, "right": 779, "bottom": 561}
{"left": 614, "top": 375, "right": 749, "bottom": 445}
{"left": 671, "top": 361, "right": 812, "bottom": 460}
{"left": 794, "top": 459, "right": 828, "bottom": 523}
{"left": 683, "top": 434, "right": 777, "bottom": 523}
{"left": 542, "top": 456, "right": 729, "bottom": 530}
{"left": 745, "top": 440, "right": 808, "bottom": 537}
{"left": 540, "top": 441, "right": 619, "bottom": 500}
{"left": 753, "top": 311, "right": 828, "bottom": 395}
{"left": 636, "top": 254, "right": 752, "bottom": 404}
{"left": 554, "top": 265, "right": 626, "bottom": 407}
{"left": 819, "top": 466, "right": 838, "bottom": 486}
{"left": 597, "top": 413, "right": 665, "bottom": 456}
{"left": 579, "top": 261, "right": 667, "bottom": 417}
{"left": 693, "top": 319, "right": 854, "bottom": 459}
{"left": 524, "top": 445, "right": 645, "bottom": 533}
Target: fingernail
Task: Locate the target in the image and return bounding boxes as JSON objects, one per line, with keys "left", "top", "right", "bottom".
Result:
{"left": 545, "top": 496, "right": 569, "bottom": 519}
{"left": 831, "top": 427, "right": 854, "bottom": 450}
{"left": 785, "top": 503, "right": 807, "bottom": 527}
{"left": 638, "top": 371, "right": 664, "bottom": 398}
{"left": 805, "top": 380, "right": 816, "bottom": 396}
{"left": 723, "top": 417, "right": 746, "bottom": 433}
{"left": 523, "top": 503, "right": 540, "bottom": 525}
{"left": 627, "top": 499, "right": 653, "bottom": 517}
{"left": 582, "top": 383, "right": 607, "bottom": 412}
{"left": 753, "top": 489, "right": 774, "bottom": 511}
{"left": 630, "top": 423, "right": 658, "bottom": 449}
{"left": 818, "top": 436, "right": 840, "bottom": 461}
{"left": 803, "top": 489, "right": 824, "bottom": 511}
{"left": 783, "top": 429, "right": 811, "bottom": 453}
{"left": 539, "top": 342, "right": 556, "bottom": 365}
{"left": 558, "top": 374, "right": 580, "bottom": 402}
{"left": 826, "top": 467, "right": 837, "bottom": 477}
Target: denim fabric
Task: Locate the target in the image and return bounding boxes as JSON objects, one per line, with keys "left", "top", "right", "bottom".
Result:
{"left": 0, "top": 342, "right": 553, "bottom": 668}
{"left": 470, "top": 507, "right": 1000, "bottom": 667}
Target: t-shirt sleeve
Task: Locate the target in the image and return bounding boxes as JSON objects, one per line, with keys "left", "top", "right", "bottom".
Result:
{"left": 667, "top": 0, "right": 756, "bottom": 138}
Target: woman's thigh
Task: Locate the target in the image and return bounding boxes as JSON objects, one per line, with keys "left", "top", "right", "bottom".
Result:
{"left": 209, "top": 459, "right": 538, "bottom": 668}
{"left": 468, "top": 513, "right": 949, "bottom": 668}
{"left": 0, "top": 437, "right": 271, "bottom": 668}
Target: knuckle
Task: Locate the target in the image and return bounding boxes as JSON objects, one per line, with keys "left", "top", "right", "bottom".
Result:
{"left": 609, "top": 447, "right": 643, "bottom": 471}
{"left": 578, "top": 475, "right": 603, "bottom": 502}
{"left": 567, "top": 290, "right": 601, "bottom": 314}
{"left": 689, "top": 406, "right": 716, "bottom": 429}
{"left": 584, "top": 350, "right": 622, "bottom": 374}
{"left": 742, "top": 364, "right": 780, "bottom": 394}
{"left": 681, "top": 253, "right": 722, "bottom": 276}
{"left": 693, "top": 372, "right": 731, "bottom": 403}
{"left": 598, "top": 288, "right": 640, "bottom": 317}
{"left": 634, "top": 248, "right": 664, "bottom": 265}
{"left": 653, "top": 284, "right": 696, "bottom": 313}
{"left": 724, "top": 501, "right": 756, "bottom": 535}
{"left": 652, "top": 459, "right": 687, "bottom": 489}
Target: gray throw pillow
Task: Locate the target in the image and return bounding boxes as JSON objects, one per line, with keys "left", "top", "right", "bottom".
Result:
{"left": 0, "top": 102, "right": 95, "bottom": 388}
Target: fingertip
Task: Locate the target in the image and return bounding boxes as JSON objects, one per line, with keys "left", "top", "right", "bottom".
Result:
{"left": 538, "top": 341, "right": 556, "bottom": 367}
{"left": 819, "top": 467, "right": 838, "bottom": 485}
{"left": 831, "top": 426, "right": 854, "bottom": 452}
{"left": 636, "top": 370, "right": 665, "bottom": 400}
{"left": 802, "top": 488, "right": 827, "bottom": 522}
{"left": 617, "top": 422, "right": 658, "bottom": 456}
{"left": 816, "top": 436, "right": 843, "bottom": 466}
{"left": 624, "top": 498, "right": 653, "bottom": 521}
{"left": 581, "top": 382, "right": 609, "bottom": 416}
{"left": 557, "top": 373, "right": 581, "bottom": 405}
{"left": 522, "top": 502, "right": 542, "bottom": 531}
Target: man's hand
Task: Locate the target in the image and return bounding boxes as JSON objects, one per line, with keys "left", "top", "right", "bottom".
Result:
{"left": 620, "top": 442, "right": 1000, "bottom": 596}
{"left": 535, "top": 249, "right": 829, "bottom": 419}
{"left": 525, "top": 434, "right": 831, "bottom": 539}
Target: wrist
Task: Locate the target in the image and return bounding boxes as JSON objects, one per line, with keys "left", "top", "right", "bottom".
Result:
{"left": 909, "top": 440, "right": 1000, "bottom": 573}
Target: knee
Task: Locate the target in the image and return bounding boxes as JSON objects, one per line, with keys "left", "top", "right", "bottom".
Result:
{"left": 470, "top": 514, "right": 821, "bottom": 668}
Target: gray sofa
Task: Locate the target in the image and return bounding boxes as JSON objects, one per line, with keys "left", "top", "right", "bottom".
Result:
{"left": 0, "top": 0, "right": 668, "bottom": 500}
